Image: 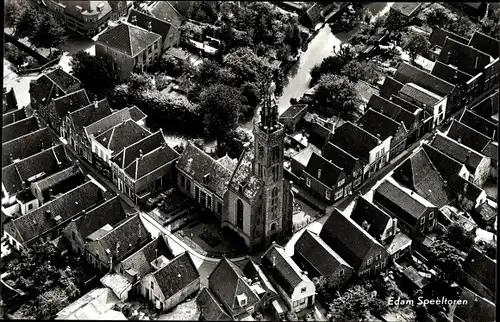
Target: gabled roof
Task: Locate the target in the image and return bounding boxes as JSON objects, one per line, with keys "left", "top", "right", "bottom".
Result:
{"left": 262, "top": 245, "right": 310, "bottom": 295}
{"left": 481, "top": 141, "right": 498, "bottom": 162}
{"left": 97, "top": 22, "right": 161, "bottom": 57}
{"left": 228, "top": 146, "right": 262, "bottom": 202}
{"left": 468, "top": 30, "right": 500, "bottom": 59}
{"left": 380, "top": 76, "right": 404, "bottom": 99}
{"left": 454, "top": 288, "right": 496, "bottom": 322}
{"left": 394, "top": 62, "right": 456, "bottom": 97}
{"left": 239, "top": 258, "right": 278, "bottom": 296}
{"left": 177, "top": 142, "right": 233, "bottom": 199}
{"left": 3, "top": 88, "right": 18, "bottom": 113}
{"left": 470, "top": 89, "right": 499, "bottom": 121}
{"left": 279, "top": 104, "right": 308, "bottom": 119}
{"left": 28, "top": 75, "right": 66, "bottom": 106}
{"left": 119, "top": 235, "right": 172, "bottom": 279}
{"left": 209, "top": 257, "right": 260, "bottom": 315}
{"left": 368, "top": 94, "right": 418, "bottom": 130}
{"left": 61, "top": 0, "right": 113, "bottom": 22}
{"left": 217, "top": 155, "right": 238, "bottom": 173}
{"left": 95, "top": 119, "right": 151, "bottom": 156}
{"left": 197, "top": 288, "right": 232, "bottom": 321}
{"left": 3, "top": 108, "right": 27, "bottom": 126}
{"left": 305, "top": 152, "right": 344, "bottom": 188}
{"left": 373, "top": 180, "right": 428, "bottom": 225}
{"left": 391, "top": 2, "right": 421, "bottom": 16}
{"left": 392, "top": 149, "right": 455, "bottom": 208}
{"left": 463, "top": 247, "right": 496, "bottom": 293}
{"left": 295, "top": 230, "right": 352, "bottom": 277}
{"left": 69, "top": 195, "right": 136, "bottom": 241}
{"left": 389, "top": 95, "right": 421, "bottom": 113}
{"left": 4, "top": 181, "right": 106, "bottom": 244}
{"left": 2, "top": 144, "right": 70, "bottom": 196}
{"left": 421, "top": 143, "right": 467, "bottom": 185}
{"left": 34, "top": 165, "right": 87, "bottom": 202}
{"left": 68, "top": 99, "right": 113, "bottom": 136}
{"left": 322, "top": 142, "right": 360, "bottom": 174}
{"left": 459, "top": 109, "right": 497, "bottom": 139}
{"left": 449, "top": 175, "right": 484, "bottom": 202}
{"left": 53, "top": 89, "right": 91, "bottom": 118}
{"left": 128, "top": 106, "right": 147, "bottom": 122}
{"left": 45, "top": 68, "right": 81, "bottom": 92}
{"left": 128, "top": 9, "right": 175, "bottom": 41}
{"left": 2, "top": 127, "right": 60, "bottom": 167}
{"left": 429, "top": 27, "right": 469, "bottom": 48}
{"left": 399, "top": 83, "right": 443, "bottom": 107}
{"left": 148, "top": 1, "right": 185, "bottom": 26}
{"left": 438, "top": 37, "right": 493, "bottom": 75}
{"left": 357, "top": 108, "right": 406, "bottom": 140}
{"left": 112, "top": 130, "right": 165, "bottom": 169}
{"left": 55, "top": 287, "right": 119, "bottom": 320}
{"left": 431, "top": 61, "right": 473, "bottom": 86}
{"left": 446, "top": 120, "right": 491, "bottom": 153}
{"left": 330, "top": 122, "right": 380, "bottom": 163}
{"left": 84, "top": 108, "right": 132, "bottom": 139}
{"left": 124, "top": 144, "right": 179, "bottom": 180}
{"left": 2, "top": 116, "right": 40, "bottom": 144}
{"left": 351, "top": 196, "right": 393, "bottom": 241}
{"left": 430, "top": 133, "right": 485, "bottom": 172}
{"left": 320, "top": 209, "right": 383, "bottom": 270}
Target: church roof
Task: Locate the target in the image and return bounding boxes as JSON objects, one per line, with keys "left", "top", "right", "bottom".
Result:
{"left": 228, "top": 147, "right": 263, "bottom": 201}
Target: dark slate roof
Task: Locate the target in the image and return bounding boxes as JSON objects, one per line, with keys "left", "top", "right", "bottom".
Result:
{"left": 368, "top": 94, "right": 417, "bottom": 130}
{"left": 279, "top": 104, "right": 308, "bottom": 119}
{"left": 358, "top": 108, "right": 406, "bottom": 140}
{"left": 53, "top": 89, "right": 91, "bottom": 118}
{"left": 449, "top": 175, "right": 484, "bottom": 201}
{"left": 351, "top": 196, "right": 393, "bottom": 241}
{"left": 228, "top": 147, "right": 262, "bottom": 202}
{"left": 153, "top": 252, "right": 199, "bottom": 299}
{"left": 322, "top": 142, "right": 360, "bottom": 174}
{"left": 438, "top": 37, "right": 493, "bottom": 75}
{"left": 45, "top": 68, "right": 81, "bottom": 92}
{"left": 2, "top": 88, "right": 18, "bottom": 113}
{"left": 463, "top": 247, "right": 496, "bottom": 293}
{"left": 2, "top": 144, "right": 70, "bottom": 196}
{"left": 2, "top": 127, "right": 59, "bottom": 167}
{"left": 468, "top": 30, "right": 500, "bottom": 59}
{"left": 3, "top": 181, "right": 105, "bottom": 244}
{"left": 430, "top": 133, "right": 485, "bottom": 173}
{"left": 446, "top": 120, "right": 491, "bottom": 153}
{"left": 330, "top": 122, "right": 380, "bottom": 163}
{"left": 112, "top": 130, "right": 166, "bottom": 169}
{"left": 429, "top": 27, "right": 469, "bottom": 48}
{"left": 69, "top": 195, "right": 135, "bottom": 239}
{"left": 128, "top": 106, "right": 147, "bottom": 122}
{"left": 128, "top": 9, "right": 174, "bottom": 41}
{"left": 177, "top": 142, "right": 233, "bottom": 198}
{"left": 209, "top": 257, "right": 260, "bottom": 314}
{"left": 308, "top": 122, "right": 331, "bottom": 148}
{"left": 295, "top": 230, "right": 352, "bottom": 277}
{"left": 380, "top": 76, "right": 404, "bottom": 100}
{"left": 392, "top": 149, "right": 456, "bottom": 208}
{"left": 197, "top": 288, "right": 232, "bottom": 321}
{"left": 29, "top": 75, "right": 66, "bottom": 106}
{"left": 2, "top": 116, "right": 40, "bottom": 143}
{"left": 471, "top": 89, "right": 499, "bottom": 121}
{"left": 3, "top": 108, "right": 27, "bottom": 126}
{"left": 421, "top": 143, "right": 466, "bottom": 185}
{"left": 374, "top": 180, "right": 428, "bottom": 225}
{"left": 119, "top": 235, "right": 172, "bottom": 279}
{"left": 394, "top": 62, "right": 456, "bottom": 97}
{"left": 320, "top": 208, "right": 382, "bottom": 270}
{"left": 400, "top": 83, "right": 443, "bottom": 107}
{"left": 97, "top": 22, "right": 161, "bottom": 57}
{"left": 481, "top": 141, "right": 498, "bottom": 162}
{"left": 390, "top": 95, "right": 420, "bottom": 113}
{"left": 239, "top": 259, "right": 278, "bottom": 296}
{"left": 95, "top": 119, "right": 151, "bottom": 156}
{"left": 454, "top": 288, "right": 496, "bottom": 322}
{"left": 124, "top": 144, "right": 179, "bottom": 180}
{"left": 459, "top": 109, "right": 498, "bottom": 139}
{"left": 391, "top": 2, "right": 421, "bottom": 16}
{"left": 148, "top": 1, "right": 185, "bottom": 26}
{"left": 431, "top": 61, "right": 473, "bottom": 86}
{"left": 34, "top": 165, "right": 86, "bottom": 202}
{"left": 304, "top": 152, "right": 344, "bottom": 188}
{"left": 68, "top": 99, "right": 112, "bottom": 136}
{"left": 84, "top": 108, "right": 132, "bottom": 138}
{"left": 262, "top": 245, "right": 308, "bottom": 295}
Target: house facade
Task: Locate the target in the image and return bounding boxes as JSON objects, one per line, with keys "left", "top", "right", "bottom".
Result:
{"left": 303, "top": 152, "right": 348, "bottom": 202}
{"left": 127, "top": 9, "right": 180, "bottom": 52}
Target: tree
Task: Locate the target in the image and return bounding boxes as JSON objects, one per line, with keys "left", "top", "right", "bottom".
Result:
{"left": 15, "top": 6, "right": 39, "bottom": 39}
{"left": 402, "top": 32, "right": 431, "bottom": 61}
{"left": 444, "top": 223, "right": 476, "bottom": 252}
{"left": 128, "top": 73, "right": 155, "bottom": 92}
{"left": 156, "top": 55, "right": 192, "bottom": 77}
{"left": 429, "top": 240, "right": 464, "bottom": 282}
{"left": 425, "top": 6, "right": 452, "bottom": 28}
{"left": 199, "top": 84, "right": 247, "bottom": 146}
{"left": 219, "top": 129, "right": 252, "bottom": 158}
{"left": 5, "top": 43, "right": 28, "bottom": 67}
{"left": 71, "top": 51, "right": 116, "bottom": 98}
{"left": 481, "top": 9, "right": 500, "bottom": 38}
{"left": 329, "top": 285, "right": 387, "bottom": 320}
{"left": 312, "top": 74, "right": 362, "bottom": 121}
{"left": 341, "top": 60, "right": 379, "bottom": 84}
{"left": 309, "top": 45, "right": 356, "bottom": 86}
{"left": 5, "top": 0, "right": 28, "bottom": 32}
{"left": 224, "top": 47, "right": 266, "bottom": 86}
{"left": 29, "top": 13, "right": 66, "bottom": 55}
{"left": 384, "top": 11, "right": 408, "bottom": 42}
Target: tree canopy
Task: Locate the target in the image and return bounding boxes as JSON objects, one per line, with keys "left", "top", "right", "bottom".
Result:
{"left": 309, "top": 45, "right": 356, "bottom": 87}
{"left": 29, "top": 13, "right": 66, "bottom": 54}
{"left": 329, "top": 285, "right": 388, "bottom": 320}
{"left": 71, "top": 51, "right": 116, "bottom": 99}
{"left": 402, "top": 32, "right": 431, "bottom": 61}
{"left": 341, "top": 60, "right": 379, "bottom": 84}
{"left": 429, "top": 240, "right": 464, "bottom": 283}
{"left": 443, "top": 222, "right": 476, "bottom": 253}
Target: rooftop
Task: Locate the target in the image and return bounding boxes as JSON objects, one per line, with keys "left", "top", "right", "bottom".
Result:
{"left": 438, "top": 37, "right": 493, "bottom": 75}
{"left": 148, "top": 0, "right": 185, "bottom": 26}
{"left": 400, "top": 83, "right": 443, "bottom": 107}
{"left": 228, "top": 148, "right": 263, "bottom": 201}
{"left": 53, "top": 89, "right": 91, "bottom": 118}
{"left": 468, "top": 30, "right": 500, "bottom": 59}
{"left": 329, "top": 122, "right": 380, "bottom": 163}
{"left": 2, "top": 116, "right": 40, "bottom": 144}
{"left": 128, "top": 8, "right": 175, "bottom": 41}
{"left": 152, "top": 252, "right": 199, "bottom": 299}
{"left": 391, "top": 2, "right": 421, "bottom": 16}
{"left": 322, "top": 142, "right": 360, "bottom": 175}
{"left": 446, "top": 120, "right": 491, "bottom": 153}
{"left": 380, "top": 76, "right": 404, "bottom": 100}
{"left": 351, "top": 196, "right": 393, "bottom": 241}
{"left": 429, "top": 27, "right": 469, "bottom": 48}
{"left": 357, "top": 108, "right": 406, "bottom": 140}
{"left": 459, "top": 109, "right": 498, "bottom": 139}
{"left": 305, "top": 152, "right": 344, "bottom": 188}
{"left": 68, "top": 99, "right": 113, "bottom": 136}
{"left": 3, "top": 108, "right": 27, "bottom": 126}
{"left": 279, "top": 104, "right": 308, "bottom": 119}
{"left": 454, "top": 288, "right": 496, "bottom": 322}
{"left": 431, "top": 61, "right": 473, "bottom": 86}
{"left": 97, "top": 22, "right": 161, "bottom": 57}
{"left": 394, "top": 62, "right": 455, "bottom": 97}
{"left": 368, "top": 94, "right": 417, "bottom": 131}
{"left": 94, "top": 119, "right": 151, "bottom": 156}
{"left": 84, "top": 108, "right": 132, "bottom": 139}
{"left": 430, "top": 132, "right": 485, "bottom": 172}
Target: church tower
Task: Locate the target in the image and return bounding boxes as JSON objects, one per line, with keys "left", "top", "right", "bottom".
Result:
{"left": 253, "top": 81, "right": 292, "bottom": 247}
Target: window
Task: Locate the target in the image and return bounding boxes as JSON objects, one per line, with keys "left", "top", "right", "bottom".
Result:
{"left": 151, "top": 281, "right": 154, "bottom": 290}
{"left": 334, "top": 190, "right": 343, "bottom": 200}
{"left": 301, "top": 287, "right": 306, "bottom": 293}
{"left": 375, "top": 263, "right": 380, "bottom": 270}
{"left": 375, "top": 252, "right": 381, "bottom": 260}
{"left": 186, "top": 180, "right": 191, "bottom": 193}
{"left": 148, "top": 47, "right": 152, "bottom": 54}
{"left": 338, "top": 178, "right": 345, "bottom": 187}
{"left": 325, "top": 190, "right": 331, "bottom": 200}
{"left": 154, "top": 42, "right": 158, "bottom": 50}
{"left": 207, "top": 195, "right": 212, "bottom": 210}
{"left": 376, "top": 151, "right": 380, "bottom": 158}
{"left": 258, "top": 164, "right": 263, "bottom": 178}
{"left": 236, "top": 199, "right": 244, "bottom": 230}
{"left": 381, "top": 147, "right": 385, "bottom": 154}
{"left": 367, "top": 256, "right": 372, "bottom": 265}
{"left": 306, "top": 177, "right": 311, "bottom": 187}
{"left": 429, "top": 212, "right": 434, "bottom": 219}
{"left": 271, "top": 187, "right": 279, "bottom": 214}
{"left": 339, "top": 269, "right": 344, "bottom": 276}
{"left": 293, "top": 301, "right": 298, "bottom": 308}
{"left": 258, "top": 146, "right": 264, "bottom": 159}
{"left": 420, "top": 216, "right": 425, "bottom": 224}
{"left": 272, "top": 165, "right": 279, "bottom": 181}
{"left": 180, "top": 175, "right": 185, "bottom": 188}
{"left": 195, "top": 186, "right": 200, "bottom": 201}
{"left": 217, "top": 202, "right": 222, "bottom": 214}
{"left": 272, "top": 145, "right": 280, "bottom": 162}
{"left": 27, "top": 203, "right": 34, "bottom": 211}
{"left": 72, "top": 231, "right": 76, "bottom": 240}
{"left": 299, "top": 298, "right": 306, "bottom": 305}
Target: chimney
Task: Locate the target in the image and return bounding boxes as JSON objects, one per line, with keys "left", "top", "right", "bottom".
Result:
{"left": 454, "top": 70, "right": 458, "bottom": 80}
{"left": 49, "top": 188, "right": 54, "bottom": 199}
{"left": 45, "top": 209, "right": 52, "bottom": 218}
{"left": 9, "top": 154, "right": 13, "bottom": 164}
{"left": 131, "top": 15, "right": 137, "bottom": 24}
{"left": 272, "top": 255, "right": 276, "bottom": 267}
{"left": 457, "top": 137, "right": 462, "bottom": 143}
{"left": 318, "top": 169, "right": 322, "bottom": 179}
{"left": 361, "top": 220, "right": 370, "bottom": 231}
{"left": 473, "top": 295, "right": 479, "bottom": 308}
{"left": 94, "top": 100, "right": 99, "bottom": 108}
{"left": 475, "top": 57, "right": 479, "bottom": 69}
{"left": 463, "top": 180, "right": 468, "bottom": 194}
{"left": 139, "top": 149, "right": 143, "bottom": 159}
{"left": 147, "top": 21, "right": 152, "bottom": 32}
{"left": 465, "top": 150, "right": 471, "bottom": 162}
{"left": 81, "top": 209, "right": 86, "bottom": 219}
{"left": 492, "top": 130, "right": 496, "bottom": 140}
{"left": 203, "top": 173, "right": 210, "bottom": 183}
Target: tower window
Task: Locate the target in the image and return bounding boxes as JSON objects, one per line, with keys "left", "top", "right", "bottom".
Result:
{"left": 236, "top": 199, "right": 244, "bottom": 230}
{"left": 258, "top": 146, "right": 264, "bottom": 159}
{"left": 272, "top": 165, "right": 279, "bottom": 181}
{"left": 272, "top": 146, "right": 280, "bottom": 162}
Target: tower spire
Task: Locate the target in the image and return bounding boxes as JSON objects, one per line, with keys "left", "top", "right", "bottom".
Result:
{"left": 259, "top": 78, "right": 278, "bottom": 131}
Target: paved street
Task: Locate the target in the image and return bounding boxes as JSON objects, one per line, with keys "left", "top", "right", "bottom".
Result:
{"left": 3, "top": 59, "right": 37, "bottom": 108}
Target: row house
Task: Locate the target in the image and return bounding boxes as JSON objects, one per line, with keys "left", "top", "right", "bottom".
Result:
{"left": 454, "top": 288, "right": 496, "bottom": 322}
{"left": 447, "top": 120, "right": 493, "bottom": 157}
{"left": 322, "top": 142, "right": 364, "bottom": 190}
{"left": 3, "top": 107, "right": 28, "bottom": 127}
{"left": 462, "top": 247, "right": 496, "bottom": 303}
{"left": 262, "top": 244, "right": 316, "bottom": 313}
{"left": 176, "top": 142, "right": 235, "bottom": 218}
{"left": 3, "top": 181, "right": 107, "bottom": 252}
{"left": 30, "top": 0, "right": 132, "bottom": 37}
{"left": 320, "top": 208, "right": 389, "bottom": 279}
{"left": 110, "top": 130, "right": 179, "bottom": 205}
{"left": 373, "top": 179, "right": 438, "bottom": 238}
{"left": 96, "top": 21, "right": 163, "bottom": 81}
{"left": 471, "top": 89, "right": 498, "bottom": 123}
{"left": 329, "top": 122, "right": 391, "bottom": 181}
{"left": 357, "top": 108, "right": 408, "bottom": 160}
{"left": 294, "top": 230, "right": 354, "bottom": 289}
{"left": 2, "top": 115, "right": 41, "bottom": 144}
{"left": 29, "top": 68, "right": 81, "bottom": 112}
{"left": 60, "top": 98, "right": 113, "bottom": 158}
{"left": 40, "top": 89, "right": 91, "bottom": 134}
{"left": 428, "top": 27, "right": 469, "bottom": 61}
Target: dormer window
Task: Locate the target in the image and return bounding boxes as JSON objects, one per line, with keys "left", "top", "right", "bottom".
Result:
{"left": 236, "top": 294, "right": 247, "bottom": 307}
{"left": 367, "top": 256, "right": 372, "bottom": 265}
